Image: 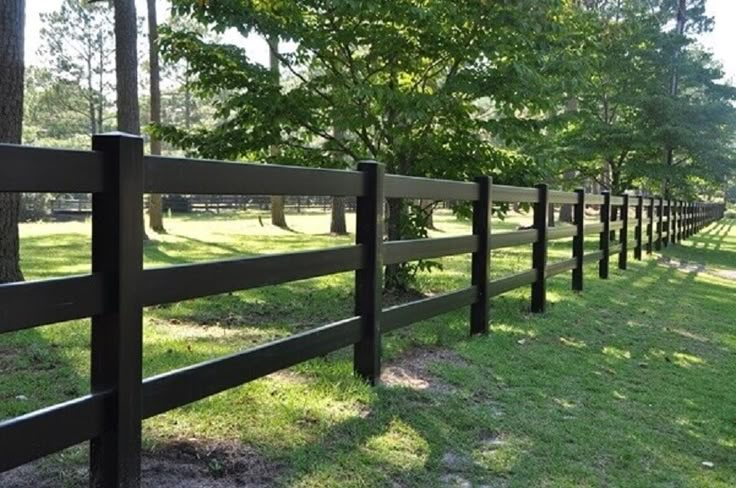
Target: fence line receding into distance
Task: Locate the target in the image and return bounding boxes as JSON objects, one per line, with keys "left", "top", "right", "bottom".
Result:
{"left": 0, "top": 133, "right": 724, "bottom": 487}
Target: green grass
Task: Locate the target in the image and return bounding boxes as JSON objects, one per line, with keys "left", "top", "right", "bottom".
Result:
{"left": 2, "top": 211, "right": 735, "bottom": 487}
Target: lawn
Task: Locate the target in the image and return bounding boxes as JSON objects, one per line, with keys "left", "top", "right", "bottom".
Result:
{"left": 1, "top": 210, "right": 735, "bottom": 487}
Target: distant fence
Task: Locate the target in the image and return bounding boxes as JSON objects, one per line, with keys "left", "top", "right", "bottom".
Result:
{"left": 46, "top": 194, "right": 359, "bottom": 216}
{"left": 0, "top": 134, "right": 723, "bottom": 487}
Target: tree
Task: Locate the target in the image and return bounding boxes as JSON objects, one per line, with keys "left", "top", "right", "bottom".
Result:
{"left": 0, "top": 0, "right": 25, "bottom": 283}
{"left": 330, "top": 126, "right": 348, "bottom": 235}
{"left": 38, "top": 0, "right": 115, "bottom": 136}
{"left": 543, "top": 0, "right": 736, "bottom": 199}
{"left": 159, "top": 0, "right": 581, "bottom": 289}
{"left": 114, "top": 0, "right": 141, "bottom": 134}
{"left": 24, "top": 66, "right": 94, "bottom": 148}
{"left": 268, "top": 35, "right": 288, "bottom": 229}
{"left": 108, "top": 0, "right": 149, "bottom": 241}
{"left": 147, "top": 0, "right": 165, "bottom": 233}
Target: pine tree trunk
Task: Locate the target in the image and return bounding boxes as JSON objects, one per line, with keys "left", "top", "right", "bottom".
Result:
{"left": 664, "top": 0, "right": 687, "bottom": 199}
{"left": 114, "top": 0, "right": 140, "bottom": 134}
{"left": 114, "top": 0, "right": 147, "bottom": 240}
{"left": 0, "top": 0, "right": 25, "bottom": 283}
{"left": 147, "top": 0, "right": 165, "bottom": 233}
{"left": 330, "top": 197, "right": 347, "bottom": 235}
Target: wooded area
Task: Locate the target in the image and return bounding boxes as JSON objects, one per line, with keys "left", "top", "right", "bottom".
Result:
{"left": 1, "top": 1, "right": 735, "bottom": 486}
{"left": 0, "top": 0, "right": 733, "bottom": 289}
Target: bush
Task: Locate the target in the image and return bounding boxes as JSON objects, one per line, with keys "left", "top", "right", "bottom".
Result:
{"left": 20, "top": 193, "right": 52, "bottom": 222}
{"left": 725, "top": 209, "right": 736, "bottom": 219}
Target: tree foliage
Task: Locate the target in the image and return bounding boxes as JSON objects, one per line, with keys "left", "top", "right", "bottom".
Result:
{"left": 541, "top": 0, "right": 736, "bottom": 198}
{"left": 157, "top": 0, "right": 586, "bottom": 288}
{"left": 38, "top": 0, "right": 115, "bottom": 135}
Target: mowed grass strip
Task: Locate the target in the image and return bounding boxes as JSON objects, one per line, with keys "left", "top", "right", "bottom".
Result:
{"left": 1, "top": 212, "right": 735, "bottom": 487}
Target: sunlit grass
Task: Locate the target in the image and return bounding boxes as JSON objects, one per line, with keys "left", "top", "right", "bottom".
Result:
{"left": 2, "top": 212, "right": 735, "bottom": 487}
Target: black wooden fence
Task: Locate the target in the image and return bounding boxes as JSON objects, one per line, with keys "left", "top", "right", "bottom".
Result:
{"left": 0, "top": 133, "right": 724, "bottom": 486}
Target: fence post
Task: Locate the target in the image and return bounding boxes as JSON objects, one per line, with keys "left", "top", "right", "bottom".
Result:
{"left": 90, "top": 133, "right": 144, "bottom": 488}
{"left": 635, "top": 196, "right": 643, "bottom": 260}
{"left": 690, "top": 202, "right": 695, "bottom": 237}
{"left": 669, "top": 199, "right": 676, "bottom": 245}
{"left": 572, "top": 188, "right": 585, "bottom": 291}
{"left": 646, "top": 197, "right": 654, "bottom": 254}
{"left": 663, "top": 199, "right": 670, "bottom": 247}
{"left": 694, "top": 202, "right": 698, "bottom": 234}
{"left": 671, "top": 200, "right": 677, "bottom": 245}
{"left": 692, "top": 202, "right": 696, "bottom": 236}
{"left": 599, "top": 191, "right": 611, "bottom": 279}
{"left": 678, "top": 200, "right": 684, "bottom": 242}
{"left": 618, "top": 194, "right": 629, "bottom": 270}
{"left": 470, "top": 176, "right": 492, "bottom": 335}
{"left": 655, "top": 198, "right": 663, "bottom": 251}
{"left": 531, "top": 184, "right": 548, "bottom": 313}
{"left": 354, "top": 161, "right": 385, "bottom": 385}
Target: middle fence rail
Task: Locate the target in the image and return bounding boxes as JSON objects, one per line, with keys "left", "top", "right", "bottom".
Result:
{"left": 0, "top": 133, "right": 724, "bottom": 487}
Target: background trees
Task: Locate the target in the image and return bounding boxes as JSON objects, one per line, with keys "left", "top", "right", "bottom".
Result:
{"left": 38, "top": 0, "right": 114, "bottom": 137}
{"left": 541, "top": 0, "right": 736, "bottom": 200}
{"left": 158, "top": 0, "right": 582, "bottom": 288}
{"left": 3, "top": 0, "right": 734, "bottom": 287}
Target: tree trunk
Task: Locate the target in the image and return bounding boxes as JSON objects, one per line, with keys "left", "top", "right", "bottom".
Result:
{"left": 184, "top": 67, "right": 192, "bottom": 129}
{"left": 384, "top": 199, "right": 410, "bottom": 291}
{"left": 330, "top": 197, "right": 347, "bottom": 235}
{"left": 558, "top": 168, "right": 576, "bottom": 224}
{"left": 98, "top": 33, "right": 104, "bottom": 132}
{"left": 0, "top": 0, "right": 25, "bottom": 283}
{"left": 267, "top": 35, "right": 288, "bottom": 229}
{"left": 114, "top": 0, "right": 140, "bottom": 134}
{"left": 548, "top": 203, "right": 556, "bottom": 227}
{"left": 664, "top": 0, "right": 687, "bottom": 199}
{"left": 419, "top": 199, "right": 437, "bottom": 230}
{"left": 147, "top": 0, "right": 165, "bottom": 233}
{"left": 114, "top": 0, "right": 147, "bottom": 240}
{"left": 559, "top": 204, "right": 573, "bottom": 223}
{"left": 270, "top": 196, "right": 287, "bottom": 227}
{"left": 329, "top": 126, "right": 348, "bottom": 235}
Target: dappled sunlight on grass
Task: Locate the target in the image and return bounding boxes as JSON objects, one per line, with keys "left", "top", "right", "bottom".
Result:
{"left": 602, "top": 346, "right": 631, "bottom": 360}
{"left": 490, "top": 323, "right": 537, "bottom": 338}
{"left": 3, "top": 214, "right": 736, "bottom": 486}
{"left": 362, "top": 418, "right": 430, "bottom": 470}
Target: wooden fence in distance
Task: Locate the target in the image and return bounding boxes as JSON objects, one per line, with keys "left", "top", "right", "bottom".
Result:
{"left": 0, "top": 133, "right": 724, "bottom": 487}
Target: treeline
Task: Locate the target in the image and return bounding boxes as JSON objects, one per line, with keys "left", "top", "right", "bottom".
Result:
{"left": 157, "top": 0, "right": 736, "bottom": 287}
{"left": 1, "top": 0, "right": 734, "bottom": 289}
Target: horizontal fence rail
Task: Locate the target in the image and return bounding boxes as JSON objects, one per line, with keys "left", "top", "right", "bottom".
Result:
{"left": 0, "top": 135, "right": 724, "bottom": 487}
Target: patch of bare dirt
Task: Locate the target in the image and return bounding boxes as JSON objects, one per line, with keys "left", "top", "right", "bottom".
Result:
{"left": 141, "top": 439, "right": 280, "bottom": 487}
{"left": 658, "top": 256, "right": 736, "bottom": 281}
{"left": 0, "top": 345, "right": 21, "bottom": 373}
{"left": 713, "top": 268, "right": 736, "bottom": 280}
{"left": 381, "top": 347, "right": 466, "bottom": 393}
{"left": 657, "top": 257, "right": 705, "bottom": 273}
{"left": 0, "top": 440, "right": 281, "bottom": 488}
{"left": 382, "top": 288, "right": 429, "bottom": 308}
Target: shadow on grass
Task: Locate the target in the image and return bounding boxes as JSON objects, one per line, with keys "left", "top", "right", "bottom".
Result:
{"left": 7, "top": 219, "right": 736, "bottom": 486}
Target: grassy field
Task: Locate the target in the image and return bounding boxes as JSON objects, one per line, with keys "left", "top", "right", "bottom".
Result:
{"left": 1, "top": 210, "right": 735, "bottom": 487}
